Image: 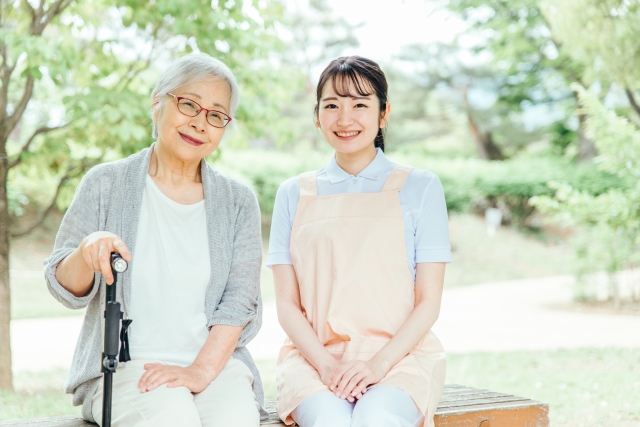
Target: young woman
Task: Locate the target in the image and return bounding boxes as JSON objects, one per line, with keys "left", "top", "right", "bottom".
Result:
{"left": 268, "top": 56, "right": 452, "bottom": 427}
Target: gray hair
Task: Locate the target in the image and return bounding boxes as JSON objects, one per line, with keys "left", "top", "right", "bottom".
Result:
{"left": 151, "top": 53, "right": 240, "bottom": 137}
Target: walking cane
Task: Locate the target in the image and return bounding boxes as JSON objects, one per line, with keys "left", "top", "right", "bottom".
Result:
{"left": 102, "top": 253, "right": 131, "bottom": 427}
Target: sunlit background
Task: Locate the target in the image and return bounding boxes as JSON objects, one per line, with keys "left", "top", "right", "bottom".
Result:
{"left": 2, "top": 1, "right": 640, "bottom": 426}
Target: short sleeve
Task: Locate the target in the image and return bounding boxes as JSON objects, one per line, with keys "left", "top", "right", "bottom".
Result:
{"left": 415, "top": 176, "right": 453, "bottom": 263}
{"left": 266, "top": 177, "right": 300, "bottom": 267}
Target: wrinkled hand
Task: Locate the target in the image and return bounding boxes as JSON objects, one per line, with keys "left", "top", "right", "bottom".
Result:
{"left": 80, "top": 231, "right": 132, "bottom": 285}
{"left": 330, "top": 360, "right": 387, "bottom": 401}
{"left": 138, "top": 363, "right": 215, "bottom": 394}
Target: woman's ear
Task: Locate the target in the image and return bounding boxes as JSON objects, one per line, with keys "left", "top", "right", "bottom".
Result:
{"left": 152, "top": 97, "right": 161, "bottom": 123}
{"left": 313, "top": 104, "right": 320, "bottom": 128}
{"left": 380, "top": 102, "right": 391, "bottom": 129}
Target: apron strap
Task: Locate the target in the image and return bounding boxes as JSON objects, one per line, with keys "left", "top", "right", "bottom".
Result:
{"left": 382, "top": 165, "right": 414, "bottom": 192}
{"left": 299, "top": 171, "right": 318, "bottom": 197}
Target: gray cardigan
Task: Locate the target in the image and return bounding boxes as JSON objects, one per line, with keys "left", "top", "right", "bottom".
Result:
{"left": 43, "top": 145, "right": 267, "bottom": 421}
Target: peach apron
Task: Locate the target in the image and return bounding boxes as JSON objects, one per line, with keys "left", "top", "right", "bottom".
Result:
{"left": 276, "top": 165, "right": 446, "bottom": 427}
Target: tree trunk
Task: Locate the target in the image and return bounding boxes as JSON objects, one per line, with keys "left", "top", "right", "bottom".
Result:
{"left": 608, "top": 272, "right": 621, "bottom": 310}
{"left": 467, "top": 113, "right": 505, "bottom": 160}
{"left": 577, "top": 112, "right": 596, "bottom": 162}
{"left": 0, "top": 145, "right": 12, "bottom": 390}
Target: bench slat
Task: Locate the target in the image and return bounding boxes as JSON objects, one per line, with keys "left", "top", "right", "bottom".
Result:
{"left": 438, "top": 396, "right": 534, "bottom": 409}
{"left": 0, "top": 384, "right": 549, "bottom": 427}
{"left": 0, "top": 416, "right": 87, "bottom": 427}
{"left": 440, "top": 392, "right": 514, "bottom": 402}
{"left": 437, "top": 399, "right": 547, "bottom": 415}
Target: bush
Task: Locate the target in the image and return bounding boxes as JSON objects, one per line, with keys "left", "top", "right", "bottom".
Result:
{"left": 213, "top": 150, "right": 627, "bottom": 228}
{"left": 473, "top": 158, "right": 624, "bottom": 227}
{"left": 399, "top": 155, "right": 626, "bottom": 228}
{"left": 214, "top": 149, "right": 327, "bottom": 218}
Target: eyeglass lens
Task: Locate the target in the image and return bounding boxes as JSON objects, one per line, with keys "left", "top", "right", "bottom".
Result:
{"left": 177, "top": 98, "right": 229, "bottom": 128}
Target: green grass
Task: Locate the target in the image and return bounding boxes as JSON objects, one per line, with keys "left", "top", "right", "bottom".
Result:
{"left": 256, "top": 348, "right": 640, "bottom": 427}
{"left": 10, "top": 274, "right": 86, "bottom": 320}
{"left": 445, "top": 213, "right": 572, "bottom": 287}
{"left": 9, "top": 219, "right": 84, "bottom": 320}
{"left": 0, "top": 369, "right": 79, "bottom": 421}
{"left": 448, "top": 349, "right": 640, "bottom": 427}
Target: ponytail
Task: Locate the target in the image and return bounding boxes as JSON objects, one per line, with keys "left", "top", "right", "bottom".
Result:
{"left": 374, "top": 128, "right": 385, "bottom": 152}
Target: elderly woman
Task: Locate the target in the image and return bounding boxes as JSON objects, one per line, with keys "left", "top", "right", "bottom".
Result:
{"left": 44, "top": 53, "right": 265, "bottom": 426}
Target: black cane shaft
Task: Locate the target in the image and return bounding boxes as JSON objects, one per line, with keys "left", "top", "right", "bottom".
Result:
{"left": 104, "top": 303, "right": 121, "bottom": 357}
{"left": 106, "top": 273, "right": 117, "bottom": 303}
{"left": 103, "top": 253, "right": 128, "bottom": 427}
{"left": 102, "top": 371, "right": 113, "bottom": 426}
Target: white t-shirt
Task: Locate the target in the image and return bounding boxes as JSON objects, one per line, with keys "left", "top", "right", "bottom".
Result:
{"left": 128, "top": 175, "right": 210, "bottom": 367}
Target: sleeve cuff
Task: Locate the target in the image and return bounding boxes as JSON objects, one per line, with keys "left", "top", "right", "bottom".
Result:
{"left": 416, "top": 248, "right": 453, "bottom": 264}
{"left": 45, "top": 265, "right": 98, "bottom": 309}
{"left": 207, "top": 312, "right": 256, "bottom": 329}
{"left": 266, "top": 252, "right": 293, "bottom": 269}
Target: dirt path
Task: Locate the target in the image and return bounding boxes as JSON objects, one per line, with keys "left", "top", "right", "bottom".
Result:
{"left": 10, "top": 275, "right": 640, "bottom": 373}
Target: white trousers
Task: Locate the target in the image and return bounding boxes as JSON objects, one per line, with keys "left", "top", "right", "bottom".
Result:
{"left": 91, "top": 358, "right": 260, "bottom": 427}
{"left": 292, "top": 386, "right": 424, "bottom": 427}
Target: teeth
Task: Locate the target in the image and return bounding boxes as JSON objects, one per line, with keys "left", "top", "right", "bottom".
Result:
{"left": 336, "top": 131, "right": 360, "bottom": 137}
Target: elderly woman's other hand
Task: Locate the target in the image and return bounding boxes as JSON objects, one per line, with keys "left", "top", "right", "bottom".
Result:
{"left": 138, "top": 362, "right": 216, "bottom": 394}
{"left": 81, "top": 231, "right": 132, "bottom": 285}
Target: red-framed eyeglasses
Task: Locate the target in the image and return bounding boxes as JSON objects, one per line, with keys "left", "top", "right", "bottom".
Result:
{"left": 167, "top": 93, "right": 232, "bottom": 128}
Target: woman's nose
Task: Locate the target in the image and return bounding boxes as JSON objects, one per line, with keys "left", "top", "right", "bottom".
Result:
{"left": 189, "top": 111, "right": 208, "bottom": 133}
{"left": 337, "top": 109, "right": 354, "bottom": 126}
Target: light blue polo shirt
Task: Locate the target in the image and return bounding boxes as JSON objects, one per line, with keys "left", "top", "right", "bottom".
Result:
{"left": 267, "top": 148, "right": 452, "bottom": 282}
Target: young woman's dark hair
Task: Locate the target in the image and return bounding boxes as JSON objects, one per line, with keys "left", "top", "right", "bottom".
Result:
{"left": 315, "top": 56, "right": 389, "bottom": 151}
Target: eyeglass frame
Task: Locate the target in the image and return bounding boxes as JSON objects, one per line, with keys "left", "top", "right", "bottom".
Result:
{"left": 166, "top": 93, "right": 233, "bottom": 128}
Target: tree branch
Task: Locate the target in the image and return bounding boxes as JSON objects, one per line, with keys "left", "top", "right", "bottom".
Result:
{"left": 25, "top": 0, "right": 73, "bottom": 35}
{"left": 22, "top": 0, "right": 36, "bottom": 23}
{"left": 0, "top": 41, "right": 15, "bottom": 125}
{"left": 0, "top": 70, "right": 9, "bottom": 115}
{"left": 625, "top": 88, "right": 640, "bottom": 118}
{"left": 24, "top": 0, "right": 42, "bottom": 34}
{"left": 10, "top": 157, "right": 99, "bottom": 238}
{"left": 8, "top": 122, "right": 71, "bottom": 169}
{"left": 4, "top": 73, "right": 34, "bottom": 134}
{"left": 10, "top": 167, "right": 74, "bottom": 238}
{"left": 39, "top": 0, "right": 73, "bottom": 33}
{"left": 116, "top": 30, "right": 161, "bottom": 92}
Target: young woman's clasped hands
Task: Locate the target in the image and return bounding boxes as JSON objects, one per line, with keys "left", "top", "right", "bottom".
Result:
{"left": 325, "top": 359, "right": 385, "bottom": 401}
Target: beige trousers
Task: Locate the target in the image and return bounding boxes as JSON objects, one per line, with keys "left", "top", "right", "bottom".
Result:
{"left": 91, "top": 358, "right": 260, "bottom": 427}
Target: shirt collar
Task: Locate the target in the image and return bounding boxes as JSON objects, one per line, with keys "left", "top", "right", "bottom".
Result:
{"left": 325, "top": 147, "right": 391, "bottom": 184}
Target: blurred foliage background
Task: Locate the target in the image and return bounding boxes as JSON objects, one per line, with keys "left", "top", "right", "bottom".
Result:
{"left": 2, "top": 0, "right": 640, "bottom": 425}
{"left": 4, "top": 0, "right": 640, "bottom": 283}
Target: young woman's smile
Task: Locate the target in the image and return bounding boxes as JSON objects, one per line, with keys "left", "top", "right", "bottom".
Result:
{"left": 334, "top": 130, "right": 362, "bottom": 140}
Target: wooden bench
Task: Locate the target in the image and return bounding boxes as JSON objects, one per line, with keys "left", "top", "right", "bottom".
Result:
{"left": 0, "top": 384, "right": 549, "bottom": 427}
